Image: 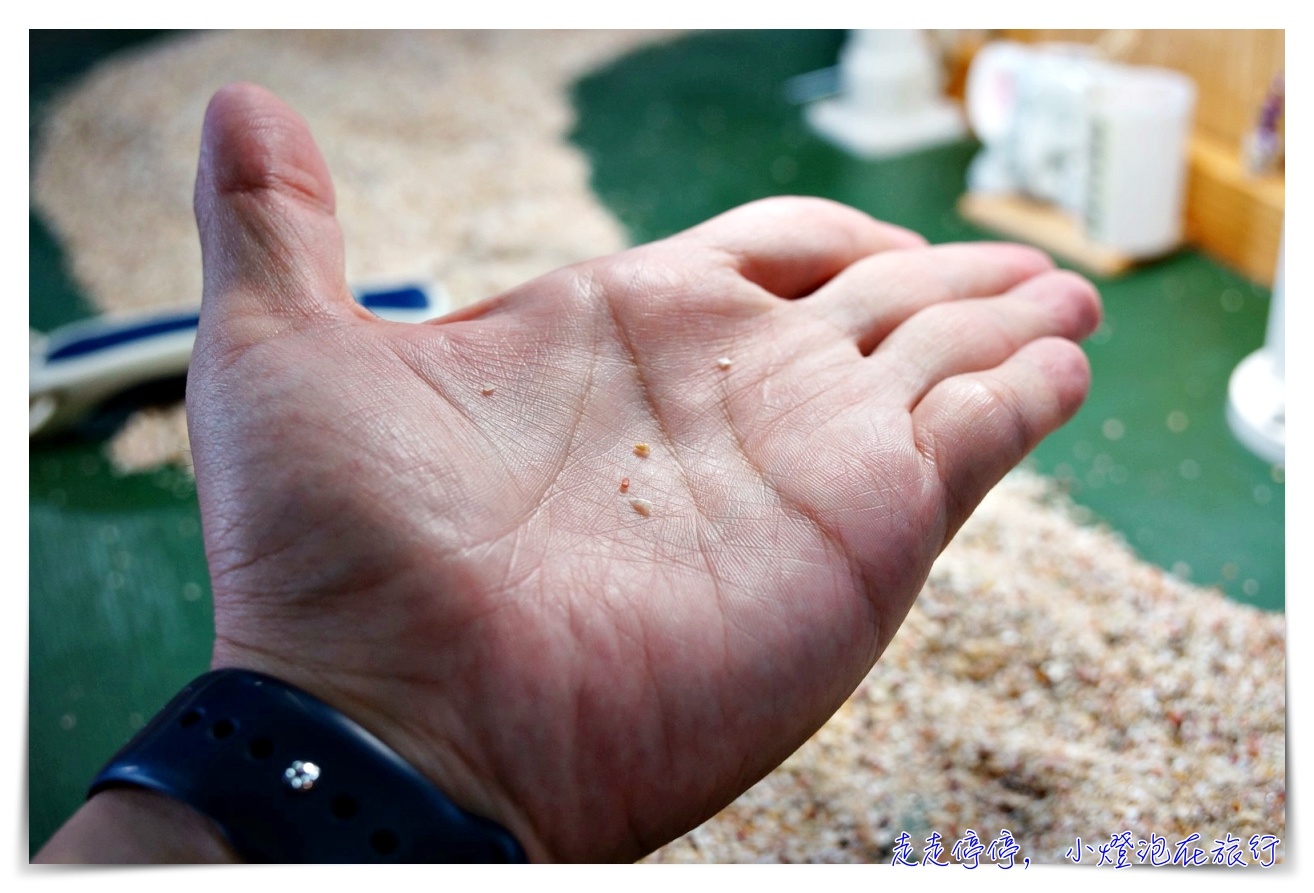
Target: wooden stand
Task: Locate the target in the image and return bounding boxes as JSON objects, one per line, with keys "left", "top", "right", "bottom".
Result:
{"left": 956, "top": 192, "right": 1137, "bottom": 278}
{"left": 1185, "top": 133, "right": 1284, "bottom": 287}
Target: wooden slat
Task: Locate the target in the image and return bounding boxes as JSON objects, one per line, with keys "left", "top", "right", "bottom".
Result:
{"left": 1184, "top": 133, "right": 1284, "bottom": 285}
{"left": 957, "top": 192, "right": 1135, "bottom": 278}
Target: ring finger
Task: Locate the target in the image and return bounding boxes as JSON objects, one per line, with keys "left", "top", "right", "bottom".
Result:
{"left": 869, "top": 269, "right": 1101, "bottom": 408}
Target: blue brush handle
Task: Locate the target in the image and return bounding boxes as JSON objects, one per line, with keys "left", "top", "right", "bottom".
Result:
{"left": 30, "top": 283, "right": 443, "bottom": 437}
{"left": 42, "top": 285, "right": 434, "bottom": 364}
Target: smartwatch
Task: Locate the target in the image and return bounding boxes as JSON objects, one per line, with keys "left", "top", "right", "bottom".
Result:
{"left": 88, "top": 668, "right": 527, "bottom": 863}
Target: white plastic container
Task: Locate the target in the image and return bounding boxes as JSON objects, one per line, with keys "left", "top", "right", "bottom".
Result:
{"left": 964, "top": 42, "right": 1197, "bottom": 259}
{"left": 1082, "top": 66, "right": 1196, "bottom": 256}
{"left": 1227, "top": 228, "right": 1285, "bottom": 464}
{"left": 805, "top": 29, "right": 967, "bottom": 159}
{"left": 966, "top": 41, "right": 1098, "bottom": 214}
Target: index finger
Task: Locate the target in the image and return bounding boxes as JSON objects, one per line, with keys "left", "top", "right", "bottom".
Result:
{"left": 669, "top": 196, "right": 927, "bottom": 299}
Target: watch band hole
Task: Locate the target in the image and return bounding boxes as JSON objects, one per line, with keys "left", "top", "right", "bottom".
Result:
{"left": 210, "top": 718, "right": 236, "bottom": 739}
{"left": 370, "top": 829, "right": 399, "bottom": 855}
{"left": 179, "top": 709, "right": 202, "bottom": 728}
{"left": 331, "top": 794, "right": 358, "bottom": 819}
{"left": 247, "top": 736, "right": 273, "bottom": 759}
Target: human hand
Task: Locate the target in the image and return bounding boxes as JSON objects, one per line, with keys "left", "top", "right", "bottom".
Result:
{"left": 187, "top": 83, "right": 1099, "bottom": 861}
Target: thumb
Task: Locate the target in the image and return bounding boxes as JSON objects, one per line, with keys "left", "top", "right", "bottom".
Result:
{"left": 194, "top": 82, "right": 354, "bottom": 339}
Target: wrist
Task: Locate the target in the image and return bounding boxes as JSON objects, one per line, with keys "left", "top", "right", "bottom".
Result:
{"left": 207, "top": 645, "right": 549, "bottom": 861}
{"left": 35, "top": 788, "right": 239, "bottom": 864}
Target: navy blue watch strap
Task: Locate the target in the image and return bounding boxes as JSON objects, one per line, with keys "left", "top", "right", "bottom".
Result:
{"left": 88, "top": 668, "right": 526, "bottom": 863}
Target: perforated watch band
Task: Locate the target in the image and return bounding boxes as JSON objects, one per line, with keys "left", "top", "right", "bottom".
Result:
{"left": 88, "top": 668, "right": 526, "bottom": 863}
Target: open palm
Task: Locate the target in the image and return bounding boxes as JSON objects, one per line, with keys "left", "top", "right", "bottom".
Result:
{"left": 188, "top": 84, "right": 1099, "bottom": 861}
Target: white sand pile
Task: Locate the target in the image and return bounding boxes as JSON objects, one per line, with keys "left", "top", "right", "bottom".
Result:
{"left": 646, "top": 470, "right": 1284, "bottom": 863}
